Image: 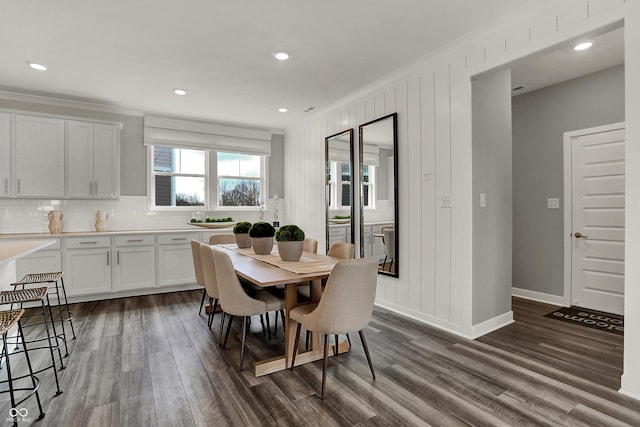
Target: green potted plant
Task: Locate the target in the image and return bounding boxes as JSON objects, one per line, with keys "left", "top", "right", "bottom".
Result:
{"left": 233, "top": 221, "right": 252, "bottom": 248}
{"left": 275, "top": 224, "right": 305, "bottom": 261}
{"left": 249, "top": 222, "right": 276, "bottom": 255}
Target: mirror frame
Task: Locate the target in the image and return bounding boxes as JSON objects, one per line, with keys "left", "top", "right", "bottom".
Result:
{"left": 359, "top": 113, "right": 398, "bottom": 277}
{"left": 325, "top": 128, "right": 355, "bottom": 253}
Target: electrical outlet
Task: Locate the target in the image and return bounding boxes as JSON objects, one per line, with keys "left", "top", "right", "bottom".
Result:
{"left": 547, "top": 198, "right": 560, "bottom": 209}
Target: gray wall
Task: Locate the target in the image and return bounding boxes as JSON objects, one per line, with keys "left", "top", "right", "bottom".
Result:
{"left": 512, "top": 65, "right": 625, "bottom": 297}
{"left": 0, "top": 99, "right": 285, "bottom": 198}
{"left": 472, "top": 68, "right": 513, "bottom": 325}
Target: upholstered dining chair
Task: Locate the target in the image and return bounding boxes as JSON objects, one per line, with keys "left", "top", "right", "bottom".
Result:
{"left": 196, "top": 241, "right": 224, "bottom": 334}
{"left": 327, "top": 242, "right": 355, "bottom": 259}
{"left": 208, "top": 233, "right": 236, "bottom": 245}
{"left": 191, "top": 240, "right": 208, "bottom": 316}
{"left": 289, "top": 257, "right": 378, "bottom": 399}
{"left": 296, "top": 238, "right": 319, "bottom": 301}
{"left": 211, "top": 248, "right": 285, "bottom": 370}
{"left": 382, "top": 228, "right": 395, "bottom": 273}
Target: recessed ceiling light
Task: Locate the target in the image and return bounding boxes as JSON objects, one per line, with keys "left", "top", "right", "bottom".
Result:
{"left": 173, "top": 89, "right": 187, "bottom": 96}
{"left": 278, "top": 107, "right": 288, "bottom": 113}
{"left": 574, "top": 41, "right": 593, "bottom": 51}
{"left": 27, "top": 62, "right": 47, "bottom": 71}
{"left": 274, "top": 52, "right": 290, "bottom": 61}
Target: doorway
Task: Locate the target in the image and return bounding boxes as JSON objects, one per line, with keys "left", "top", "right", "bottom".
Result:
{"left": 563, "top": 123, "right": 625, "bottom": 315}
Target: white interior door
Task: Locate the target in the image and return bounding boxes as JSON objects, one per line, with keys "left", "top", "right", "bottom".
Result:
{"left": 566, "top": 123, "right": 625, "bottom": 315}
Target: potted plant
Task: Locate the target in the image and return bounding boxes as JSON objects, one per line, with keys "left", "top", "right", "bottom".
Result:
{"left": 275, "top": 224, "right": 305, "bottom": 261}
{"left": 233, "top": 221, "right": 252, "bottom": 248}
{"left": 249, "top": 222, "right": 276, "bottom": 255}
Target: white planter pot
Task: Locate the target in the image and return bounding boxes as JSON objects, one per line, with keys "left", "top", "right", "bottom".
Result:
{"left": 235, "top": 233, "right": 252, "bottom": 248}
{"left": 277, "top": 241, "right": 304, "bottom": 261}
{"left": 252, "top": 237, "right": 274, "bottom": 255}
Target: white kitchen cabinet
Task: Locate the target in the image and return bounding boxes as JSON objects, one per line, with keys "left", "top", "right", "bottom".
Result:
{"left": 157, "top": 233, "right": 196, "bottom": 287}
{"left": 113, "top": 236, "right": 156, "bottom": 291}
{"left": 14, "top": 115, "right": 65, "bottom": 197}
{"left": 0, "top": 114, "right": 10, "bottom": 197}
{"left": 15, "top": 238, "right": 62, "bottom": 279}
{"left": 66, "top": 121, "right": 119, "bottom": 198}
{"left": 63, "top": 237, "right": 111, "bottom": 296}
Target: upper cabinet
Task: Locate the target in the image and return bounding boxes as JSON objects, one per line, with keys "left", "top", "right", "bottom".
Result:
{"left": 0, "top": 114, "right": 10, "bottom": 197}
{"left": 14, "top": 115, "right": 65, "bottom": 197}
{"left": 0, "top": 113, "right": 120, "bottom": 199}
{"left": 66, "top": 121, "right": 119, "bottom": 198}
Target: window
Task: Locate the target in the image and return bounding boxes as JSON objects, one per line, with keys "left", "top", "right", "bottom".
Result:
{"left": 152, "top": 146, "right": 206, "bottom": 207}
{"left": 217, "top": 152, "right": 263, "bottom": 207}
{"left": 149, "top": 146, "right": 266, "bottom": 210}
{"left": 328, "top": 161, "right": 352, "bottom": 209}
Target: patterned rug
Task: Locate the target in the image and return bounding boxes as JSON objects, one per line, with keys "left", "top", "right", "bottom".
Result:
{"left": 544, "top": 306, "right": 624, "bottom": 336}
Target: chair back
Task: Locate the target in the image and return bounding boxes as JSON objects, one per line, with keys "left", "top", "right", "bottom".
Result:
{"left": 327, "top": 242, "right": 354, "bottom": 259}
{"left": 380, "top": 225, "right": 393, "bottom": 245}
{"left": 209, "top": 233, "right": 236, "bottom": 245}
{"left": 211, "top": 248, "right": 266, "bottom": 316}
{"left": 190, "top": 240, "right": 205, "bottom": 286}
{"left": 198, "top": 243, "right": 220, "bottom": 299}
{"left": 383, "top": 228, "right": 395, "bottom": 259}
{"left": 303, "top": 257, "right": 378, "bottom": 334}
{"left": 303, "top": 238, "right": 318, "bottom": 254}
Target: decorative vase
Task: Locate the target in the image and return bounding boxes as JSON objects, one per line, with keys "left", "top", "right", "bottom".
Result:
{"left": 277, "top": 241, "right": 304, "bottom": 261}
{"left": 235, "top": 233, "right": 252, "bottom": 248}
{"left": 95, "top": 210, "right": 108, "bottom": 232}
{"left": 252, "top": 237, "right": 274, "bottom": 255}
{"left": 48, "top": 210, "right": 64, "bottom": 234}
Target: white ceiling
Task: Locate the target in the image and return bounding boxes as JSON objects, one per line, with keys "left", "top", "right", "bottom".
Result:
{"left": 1, "top": 0, "right": 536, "bottom": 130}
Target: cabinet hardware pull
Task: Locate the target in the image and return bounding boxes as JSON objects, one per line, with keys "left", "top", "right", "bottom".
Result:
{"left": 127, "top": 239, "right": 144, "bottom": 243}
{"left": 117, "top": 250, "right": 120, "bottom": 265}
{"left": 79, "top": 241, "right": 98, "bottom": 244}
{"left": 107, "top": 251, "right": 110, "bottom": 265}
{"left": 171, "top": 238, "right": 187, "bottom": 241}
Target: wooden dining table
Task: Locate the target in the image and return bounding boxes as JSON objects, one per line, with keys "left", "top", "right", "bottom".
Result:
{"left": 212, "top": 244, "right": 349, "bottom": 377}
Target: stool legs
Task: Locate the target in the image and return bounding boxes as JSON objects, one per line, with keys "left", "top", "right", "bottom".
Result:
{"left": 40, "top": 298, "right": 64, "bottom": 395}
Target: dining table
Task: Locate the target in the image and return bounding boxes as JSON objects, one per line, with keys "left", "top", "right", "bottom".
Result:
{"left": 212, "top": 244, "right": 349, "bottom": 377}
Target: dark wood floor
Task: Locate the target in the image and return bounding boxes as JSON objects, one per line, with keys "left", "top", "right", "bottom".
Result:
{"left": 2, "top": 292, "right": 640, "bottom": 426}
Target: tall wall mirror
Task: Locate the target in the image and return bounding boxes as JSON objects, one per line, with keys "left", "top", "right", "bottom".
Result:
{"left": 359, "top": 113, "right": 398, "bottom": 277}
{"left": 326, "top": 129, "right": 355, "bottom": 253}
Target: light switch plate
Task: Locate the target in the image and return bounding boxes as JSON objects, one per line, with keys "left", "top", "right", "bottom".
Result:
{"left": 547, "top": 198, "right": 560, "bottom": 209}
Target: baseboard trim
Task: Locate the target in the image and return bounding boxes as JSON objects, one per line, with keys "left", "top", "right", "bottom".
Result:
{"left": 67, "top": 284, "right": 201, "bottom": 304}
{"left": 619, "top": 375, "right": 640, "bottom": 400}
{"left": 512, "top": 287, "right": 565, "bottom": 306}
{"left": 470, "top": 311, "right": 514, "bottom": 339}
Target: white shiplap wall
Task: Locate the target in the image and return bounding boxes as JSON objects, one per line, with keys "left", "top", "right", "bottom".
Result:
{"left": 285, "top": 0, "right": 640, "bottom": 398}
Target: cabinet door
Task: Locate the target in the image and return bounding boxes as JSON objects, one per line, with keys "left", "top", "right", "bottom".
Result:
{"left": 157, "top": 244, "right": 196, "bottom": 286}
{"left": 93, "top": 124, "right": 119, "bottom": 198}
{"left": 0, "top": 114, "right": 10, "bottom": 197}
{"left": 16, "top": 251, "right": 62, "bottom": 279}
{"left": 66, "top": 121, "right": 94, "bottom": 198}
{"left": 64, "top": 248, "right": 112, "bottom": 295}
{"left": 114, "top": 246, "right": 156, "bottom": 291}
{"left": 14, "top": 116, "right": 65, "bottom": 197}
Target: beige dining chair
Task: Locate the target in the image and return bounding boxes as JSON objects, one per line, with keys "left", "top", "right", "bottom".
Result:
{"left": 197, "top": 242, "right": 224, "bottom": 334}
{"left": 209, "top": 233, "right": 236, "bottom": 245}
{"left": 191, "top": 240, "right": 208, "bottom": 316}
{"left": 289, "top": 257, "right": 378, "bottom": 399}
{"left": 327, "top": 242, "right": 355, "bottom": 258}
{"left": 211, "top": 248, "right": 285, "bottom": 370}
{"left": 382, "top": 228, "right": 395, "bottom": 273}
{"left": 296, "top": 238, "right": 319, "bottom": 301}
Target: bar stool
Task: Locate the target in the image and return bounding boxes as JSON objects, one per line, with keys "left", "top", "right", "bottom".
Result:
{"left": 1, "top": 309, "right": 46, "bottom": 426}
{"left": 0, "top": 287, "right": 64, "bottom": 396}
{"left": 11, "top": 272, "right": 76, "bottom": 357}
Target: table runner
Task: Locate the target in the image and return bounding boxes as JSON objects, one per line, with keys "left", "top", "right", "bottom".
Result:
{"left": 219, "top": 244, "right": 334, "bottom": 274}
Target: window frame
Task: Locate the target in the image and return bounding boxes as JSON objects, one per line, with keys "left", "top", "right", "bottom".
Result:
{"left": 212, "top": 151, "right": 268, "bottom": 210}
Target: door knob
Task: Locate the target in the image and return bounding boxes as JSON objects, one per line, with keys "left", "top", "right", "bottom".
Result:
{"left": 574, "top": 232, "right": 588, "bottom": 239}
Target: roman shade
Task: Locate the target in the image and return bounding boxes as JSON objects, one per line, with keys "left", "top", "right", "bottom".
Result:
{"left": 144, "top": 115, "right": 272, "bottom": 156}
{"left": 328, "top": 140, "right": 351, "bottom": 163}
{"left": 363, "top": 144, "right": 380, "bottom": 167}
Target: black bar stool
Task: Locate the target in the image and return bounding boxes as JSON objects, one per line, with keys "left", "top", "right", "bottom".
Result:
{"left": 11, "top": 272, "right": 76, "bottom": 357}
{"left": 1, "top": 309, "right": 46, "bottom": 426}
{"left": 0, "top": 287, "right": 64, "bottom": 396}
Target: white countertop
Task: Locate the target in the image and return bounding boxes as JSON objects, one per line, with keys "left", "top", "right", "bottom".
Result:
{"left": 0, "top": 227, "right": 208, "bottom": 240}
{"left": 0, "top": 240, "right": 55, "bottom": 265}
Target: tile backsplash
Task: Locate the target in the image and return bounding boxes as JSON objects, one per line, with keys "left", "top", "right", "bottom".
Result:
{"left": 0, "top": 196, "right": 285, "bottom": 234}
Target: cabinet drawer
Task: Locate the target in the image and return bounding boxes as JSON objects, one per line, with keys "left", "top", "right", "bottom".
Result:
{"left": 65, "top": 236, "right": 110, "bottom": 249}
{"left": 115, "top": 235, "right": 155, "bottom": 246}
{"left": 158, "top": 233, "right": 193, "bottom": 245}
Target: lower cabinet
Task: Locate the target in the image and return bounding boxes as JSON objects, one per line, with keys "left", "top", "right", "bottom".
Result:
{"left": 15, "top": 238, "right": 62, "bottom": 279}
{"left": 64, "top": 237, "right": 112, "bottom": 296}
{"left": 113, "top": 235, "right": 156, "bottom": 291}
{"left": 157, "top": 233, "right": 196, "bottom": 287}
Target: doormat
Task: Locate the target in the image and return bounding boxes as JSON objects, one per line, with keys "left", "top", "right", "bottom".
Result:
{"left": 544, "top": 306, "right": 624, "bottom": 336}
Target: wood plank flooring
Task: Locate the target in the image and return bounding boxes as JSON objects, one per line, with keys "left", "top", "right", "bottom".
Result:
{"left": 2, "top": 293, "right": 639, "bottom": 426}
